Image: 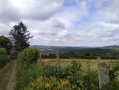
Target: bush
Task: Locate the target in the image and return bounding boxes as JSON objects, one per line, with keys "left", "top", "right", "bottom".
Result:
{"left": 103, "top": 79, "right": 119, "bottom": 89}
{"left": 24, "top": 76, "right": 71, "bottom": 90}
{"left": 0, "top": 48, "right": 11, "bottom": 68}
{"left": 16, "top": 48, "right": 40, "bottom": 90}
{"left": 17, "top": 48, "right": 40, "bottom": 66}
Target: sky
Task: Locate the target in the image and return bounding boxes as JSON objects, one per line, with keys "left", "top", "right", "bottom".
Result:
{"left": 0, "top": 0, "right": 119, "bottom": 47}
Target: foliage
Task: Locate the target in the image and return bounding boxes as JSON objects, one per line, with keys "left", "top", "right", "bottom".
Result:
{"left": 17, "top": 48, "right": 39, "bottom": 66}
{"left": 103, "top": 79, "right": 119, "bottom": 89}
{"left": 0, "top": 48, "right": 11, "bottom": 68}
{"left": 25, "top": 76, "right": 71, "bottom": 90}
{"left": 9, "top": 22, "right": 33, "bottom": 52}
{"left": 16, "top": 48, "right": 40, "bottom": 90}
{"left": 85, "top": 51, "right": 91, "bottom": 56}
{"left": 16, "top": 59, "right": 99, "bottom": 90}
{"left": 102, "top": 60, "right": 119, "bottom": 89}
{"left": 0, "top": 35, "right": 12, "bottom": 54}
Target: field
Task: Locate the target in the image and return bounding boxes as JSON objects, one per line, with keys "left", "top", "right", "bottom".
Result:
{"left": 41, "top": 59, "right": 117, "bottom": 70}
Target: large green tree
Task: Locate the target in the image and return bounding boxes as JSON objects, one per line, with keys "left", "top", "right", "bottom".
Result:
{"left": 9, "top": 22, "right": 33, "bottom": 52}
{"left": 0, "top": 35, "right": 12, "bottom": 54}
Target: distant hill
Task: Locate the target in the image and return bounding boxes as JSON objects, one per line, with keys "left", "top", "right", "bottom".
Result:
{"left": 30, "top": 45, "right": 119, "bottom": 57}
{"left": 31, "top": 45, "right": 119, "bottom": 50}
{"left": 101, "top": 45, "right": 119, "bottom": 49}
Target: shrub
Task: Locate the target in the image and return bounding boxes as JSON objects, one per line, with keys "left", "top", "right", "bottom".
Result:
{"left": 16, "top": 48, "right": 40, "bottom": 90}
{"left": 0, "top": 48, "right": 11, "bottom": 68}
{"left": 24, "top": 76, "right": 71, "bottom": 90}
{"left": 0, "top": 35, "right": 12, "bottom": 55}
{"left": 103, "top": 79, "right": 119, "bottom": 89}
{"left": 17, "top": 48, "right": 40, "bottom": 66}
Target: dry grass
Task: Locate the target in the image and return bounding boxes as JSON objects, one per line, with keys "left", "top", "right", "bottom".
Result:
{"left": 38, "top": 59, "right": 118, "bottom": 70}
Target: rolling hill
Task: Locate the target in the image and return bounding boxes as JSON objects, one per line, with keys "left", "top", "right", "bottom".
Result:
{"left": 30, "top": 45, "right": 119, "bottom": 57}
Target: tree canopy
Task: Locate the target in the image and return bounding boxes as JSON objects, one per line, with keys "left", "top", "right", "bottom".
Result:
{"left": 9, "top": 22, "right": 33, "bottom": 52}
{"left": 0, "top": 35, "right": 12, "bottom": 54}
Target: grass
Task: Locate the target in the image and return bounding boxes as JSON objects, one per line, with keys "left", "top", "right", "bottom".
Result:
{"left": 39, "top": 59, "right": 117, "bottom": 70}
{"left": 0, "top": 60, "right": 16, "bottom": 90}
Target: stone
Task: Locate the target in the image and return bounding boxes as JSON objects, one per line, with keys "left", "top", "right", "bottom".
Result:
{"left": 98, "top": 62, "right": 110, "bottom": 89}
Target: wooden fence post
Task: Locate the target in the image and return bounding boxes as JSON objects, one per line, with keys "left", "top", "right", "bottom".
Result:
{"left": 56, "top": 51, "right": 60, "bottom": 70}
{"left": 40, "top": 52, "right": 42, "bottom": 66}
{"left": 98, "top": 62, "right": 110, "bottom": 89}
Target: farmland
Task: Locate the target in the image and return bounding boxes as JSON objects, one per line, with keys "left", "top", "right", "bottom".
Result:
{"left": 41, "top": 59, "right": 117, "bottom": 70}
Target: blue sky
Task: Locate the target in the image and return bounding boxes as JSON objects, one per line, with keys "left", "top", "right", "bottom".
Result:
{"left": 0, "top": 0, "right": 119, "bottom": 46}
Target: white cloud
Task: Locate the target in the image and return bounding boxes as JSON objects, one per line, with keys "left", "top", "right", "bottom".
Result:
{"left": 9, "top": 0, "right": 63, "bottom": 20}
{"left": 55, "top": 1, "right": 89, "bottom": 28}
{"left": 0, "top": 0, "right": 119, "bottom": 46}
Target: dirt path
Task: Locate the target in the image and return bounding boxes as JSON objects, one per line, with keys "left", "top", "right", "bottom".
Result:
{"left": 0, "top": 61, "right": 17, "bottom": 90}
{"left": 0, "top": 62, "right": 11, "bottom": 73}
{"left": 6, "top": 62, "right": 17, "bottom": 90}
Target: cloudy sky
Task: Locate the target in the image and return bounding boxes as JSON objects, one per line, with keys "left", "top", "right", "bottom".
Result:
{"left": 0, "top": 0, "right": 119, "bottom": 46}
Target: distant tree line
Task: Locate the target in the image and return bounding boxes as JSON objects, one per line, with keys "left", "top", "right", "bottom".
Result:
{"left": 40, "top": 52, "right": 119, "bottom": 59}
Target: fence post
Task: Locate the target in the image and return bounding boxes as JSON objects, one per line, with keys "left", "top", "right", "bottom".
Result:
{"left": 56, "top": 51, "right": 60, "bottom": 70}
{"left": 40, "top": 52, "right": 42, "bottom": 66}
{"left": 98, "top": 62, "right": 110, "bottom": 89}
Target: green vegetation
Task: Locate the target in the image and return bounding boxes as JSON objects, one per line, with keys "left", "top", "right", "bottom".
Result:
{"left": 0, "top": 48, "right": 11, "bottom": 68}
{"left": 16, "top": 59, "right": 98, "bottom": 90}
{"left": 0, "top": 35, "right": 12, "bottom": 54}
{"left": 16, "top": 48, "right": 40, "bottom": 90}
{"left": 17, "top": 48, "right": 39, "bottom": 66}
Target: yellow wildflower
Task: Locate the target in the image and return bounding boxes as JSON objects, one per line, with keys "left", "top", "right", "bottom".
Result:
{"left": 28, "top": 88, "right": 33, "bottom": 90}
{"left": 57, "top": 86, "right": 61, "bottom": 89}
{"left": 45, "top": 83, "right": 51, "bottom": 88}
{"left": 37, "top": 86, "right": 39, "bottom": 89}
{"left": 66, "top": 80, "right": 69, "bottom": 83}
{"left": 61, "top": 80, "right": 70, "bottom": 85}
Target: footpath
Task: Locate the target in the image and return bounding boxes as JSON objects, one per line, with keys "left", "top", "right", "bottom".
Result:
{"left": 0, "top": 61, "right": 16, "bottom": 90}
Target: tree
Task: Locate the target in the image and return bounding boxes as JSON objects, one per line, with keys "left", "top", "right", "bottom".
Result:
{"left": 85, "top": 51, "right": 91, "bottom": 56}
{"left": 0, "top": 35, "right": 12, "bottom": 54}
{"left": 9, "top": 22, "right": 33, "bottom": 52}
